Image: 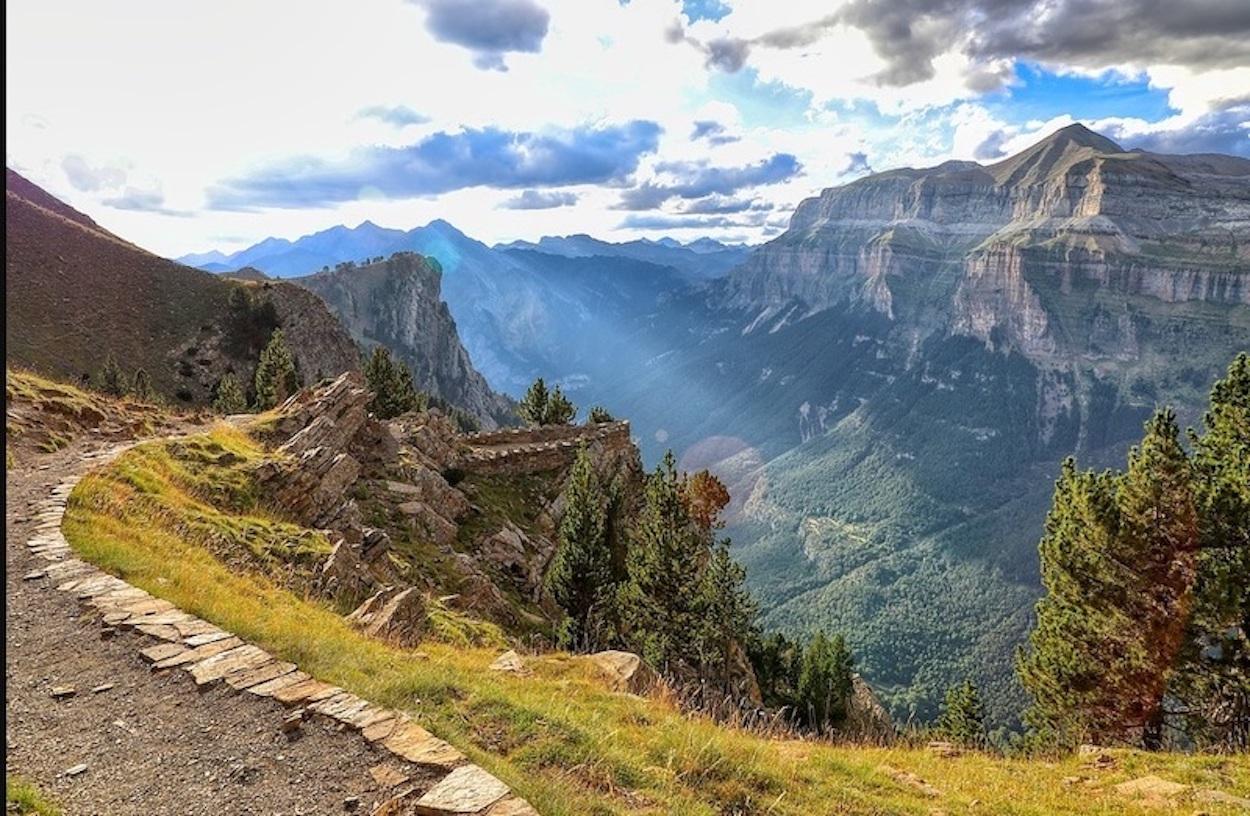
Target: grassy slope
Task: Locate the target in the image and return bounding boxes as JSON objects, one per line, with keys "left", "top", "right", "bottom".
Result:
{"left": 58, "top": 425, "right": 1250, "bottom": 815}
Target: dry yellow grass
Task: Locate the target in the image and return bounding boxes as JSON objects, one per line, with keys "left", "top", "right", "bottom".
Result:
{"left": 60, "top": 426, "right": 1250, "bottom": 815}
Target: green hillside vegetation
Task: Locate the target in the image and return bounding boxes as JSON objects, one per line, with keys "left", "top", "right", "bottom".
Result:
{"left": 60, "top": 420, "right": 1250, "bottom": 814}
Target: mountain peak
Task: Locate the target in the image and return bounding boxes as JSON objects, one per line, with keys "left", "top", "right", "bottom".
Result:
{"left": 1041, "top": 123, "right": 1123, "bottom": 154}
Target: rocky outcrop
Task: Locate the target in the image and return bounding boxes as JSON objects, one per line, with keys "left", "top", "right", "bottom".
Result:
{"left": 261, "top": 280, "right": 362, "bottom": 384}
{"left": 347, "top": 587, "right": 427, "bottom": 647}
{"left": 587, "top": 650, "right": 661, "bottom": 696}
{"left": 294, "top": 253, "right": 514, "bottom": 429}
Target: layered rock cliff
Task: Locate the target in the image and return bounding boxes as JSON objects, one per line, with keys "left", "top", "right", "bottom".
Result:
{"left": 293, "top": 253, "right": 515, "bottom": 429}
{"left": 727, "top": 124, "right": 1250, "bottom": 363}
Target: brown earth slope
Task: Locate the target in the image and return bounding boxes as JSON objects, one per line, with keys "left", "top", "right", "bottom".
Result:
{"left": 5, "top": 169, "right": 359, "bottom": 404}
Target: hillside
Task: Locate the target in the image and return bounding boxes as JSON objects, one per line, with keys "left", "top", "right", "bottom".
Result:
{"left": 4, "top": 170, "right": 359, "bottom": 403}
{"left": 20, "top": 372, "right": 1246, "bottom": 815}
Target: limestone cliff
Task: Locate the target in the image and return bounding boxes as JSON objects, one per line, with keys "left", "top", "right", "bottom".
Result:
{"left": 727, "top": 124, "right": 1250, "bottom": 364}
{"left": 293, "top": 253, "right": 514, "bottom": 429}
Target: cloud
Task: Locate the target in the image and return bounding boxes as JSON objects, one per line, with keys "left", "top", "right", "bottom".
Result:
{"left": 655, "top": 153, "right": 802, "bottom": 198}
{"left": 413, "top": 0, "right": 549, "bottom": 71}
{"left": 102, "top": 187, "right": 192, "bottom": 217}
{"left": 61, "top": 154, "right": 125, "bottom": 192}
{"left": 501, "top": 189, "right": 578, "bottom": 209}
{"left": 1104, "top": 103, "right": 1250, "bottom": 157}
{"left": 972, "top": 130, "right": 1009, "bottom": 160}
{"left": 208, "top": 120, "right": 661, "bottom": 209}
{"left": 841, "top": 151, "right": 873, "bottom": 175}
{"left": 613, "top": 182, "right": 674, "bottom": 210}
{"left": 690, "top": 120, "right": 739, "bottom": 145}
{"left": 680, "top": 195, "right": 772, "bottom": 214}
{"left": 356, "top": 105, "right": 431, "bottom": 127}
{"left": 618, "top": 213, "right": 768, "bottom": 230}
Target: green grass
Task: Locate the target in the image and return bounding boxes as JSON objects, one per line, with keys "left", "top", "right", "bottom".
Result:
{"left": 60, "top": 427, "right": 1250, "bottom": 815}
{"left": 6, "top": 776, "right": 61, "bottom": 816}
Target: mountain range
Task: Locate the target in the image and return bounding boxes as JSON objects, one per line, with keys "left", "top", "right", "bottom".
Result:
{"left": 27, "top": 124, "right": 1250, "bottom": 725}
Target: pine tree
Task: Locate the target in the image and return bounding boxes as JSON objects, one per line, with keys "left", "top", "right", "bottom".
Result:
{"left": 1116, "top": 409, "right": 1199, "bottom": 748}
{"left": 97, "top": 354, "right": 128, "bottom": 396}
{"left": 130, "top": 368, "right": 155, "bottom": 402}
{"left": 696, "top": 541, "right": 757, "bottom": 693}
{"left": 1176, "top": 353, "right": 1250, "bottom": 750}
{"left": 517, "top": 378, "right": 550, "bottom": 426}
{"left": 545, "top": 446, "right": 613, "bottom": 651}
{"left": 618, "top": 451, "right": 709, "bottom": 672}
{"left": 547, "top": 385, "right": 576, "bottom": 425}
{"left": 588, "top": 406, "right": 614, "bottom": 424}
{"left": 253, "top": 329, "right": 298, "bottom": 409}
{"left": 212, "top": 373, "right": 248, "bottom": 414}
{"left": 796, "top": 632, "right": 855, "bottom": 733}
{"left": 364, "top": 346, "right": 420, "bottom": 419}
{"left": 517, "top": 377, "right": 577, "bottom": 425}
{"left": 938, "top": 680, "right": 987, "bottom": 747}
{"left": 1019, "top": 411, "right": 1199, "bottom": 748}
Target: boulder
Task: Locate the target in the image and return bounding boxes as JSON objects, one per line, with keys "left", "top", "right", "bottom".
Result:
{"left": 318, "top": 539, "right": 374, "bottom": 600}
{"left": 397, "top": 501, "right": 459, "bottom": 546}
{"left": 845, "top": 675, "right": 894, "bottom": 741}
{"left": 1113, "top": 776, "right": 1189, "bottom": 801}
{"left": 587, "top": 650, "right": 660, "bottom": 696}
{"left": 347, "top": 587, "right": 426, "bottom": 647}
{"left": 488, "top": 650, "right": 530, "bottom": 675}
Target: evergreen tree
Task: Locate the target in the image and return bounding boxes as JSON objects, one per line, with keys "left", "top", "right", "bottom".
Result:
{"left": 545, "top": 446, "right": 613, "bottom": 651}
{"left": 212, "top": 373, "right": 247, "bottom": 414}
{"left": 1116, "top": 409, "right": 1199, "bottom": 748}
{"left": 1019, "top": 411, "right": 1199, "bottom": 748}
{"left": 253, "top": 329, "right": 298, "bottom": 409}
{"left": 547, "top": 385, "right": 576, "bottom": 425}
{"left": 97, "top": 354, "right": 128, "bottom": 396}
{"left": 364, "top": 346, "right": 421, "bottom": 419}
{"left": 796, "top": 632, "right": 855, "bottom": 733}
{"left": 937, "top": 680, "right": 987, "bottom": 747}
{"left": 618, "top": 451, "right": 709, "bottom": 672}
{"left": 696, "top": 541, "right": 758, "bottom": 693}
{"left": 749, "top": 632, "right": 804, "bottom": 710}
{"left": 588, "top": 406, "right": 615, "bottom": 424}
{"left": 130, "top": 368, "right": 155, "bottom": 402}
{"left": 517, "top": 378, "right": 550, "bottom": 426}
{"left": 1176, "top": 353, "right": 1250, "bottom": 750}
{"left": 517, "top": 377, "right": 577, "bottom": 425}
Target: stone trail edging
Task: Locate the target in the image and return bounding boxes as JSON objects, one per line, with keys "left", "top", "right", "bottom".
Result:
{"left": 23, "top": 441, "right": 539, "bottom": 816}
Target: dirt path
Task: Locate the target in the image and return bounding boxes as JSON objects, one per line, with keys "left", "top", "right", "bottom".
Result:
{"left": 4, "top": 434, "right": 433, "bottom": 815}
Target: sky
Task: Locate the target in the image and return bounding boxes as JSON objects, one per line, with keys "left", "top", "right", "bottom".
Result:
{"left": 6, "top": 0, "right": 1249, "bottom": 258}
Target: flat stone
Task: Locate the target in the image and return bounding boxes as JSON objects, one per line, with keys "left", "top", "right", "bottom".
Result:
{"left": 75, "top": 576, "right": 131, "bottom": 598}
{"left": 64, "top": 763, "right": 89, "bottom": 778}
{"left": 225, "top": 661, "right": 297, "bottom": 691}
{"left": 383, "top": 722, "right": 465, "bottom": 771}
{"left": 189, "top": 645, "right": 271, "bottom": 686}
{"left": 311, "top": 692, "right": 372, "bottom": 723}
{"left": 140, "top": 642, "right": 188, "bottom": 664}
{"left": 1195, "top": 789, "right": 1250, "bottom": 808}
{"left": 486, "top": 798, "right": 540, "bottom": 816}
{"left": 362, "top": 716, "right": 400, "bottom": 743}
{"left": 91, "top": 683, "right": 115, "bottom": 694}
{"left": 1114, "top": 776, "right": 1189, "bottom": 800}
{"left": 281, "top": 709, "right": 305, "bottom": 734}
{"left": 125, "top": 610, "right": 193, "bottom": 627}
{"left": 153, "top": 636, "right": 243, "bottom": 669}
{"left": 184, "top": 630, "right": 233, "bottom": 647}
{"left": 173, "top": 619, "right": 222, "bottom": 638}
{"left": 369, "top": 763, "right": 409, "bottom": 789}
{"left": 271, "top": 678, "right": 341, "bottom": 705}
{"left": 22, "top": 570, "right": 47, "bottom": 581}
{"left": 115, "top": 598, "right": 177, "bottom": 619}
{"left": 343, "top": 705, "right": 396, "bottom": 730}
{"left": 135, "top": 623, "right": 183, "bottom": 642}
{"left": 414, "top": 765, "right": 509, "bottom": 815}
{"left": 50, "top": 686, "right": 76, "bottom": 699}
{"left": 248, "top": 670, "right": 311, "bottom": 698}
